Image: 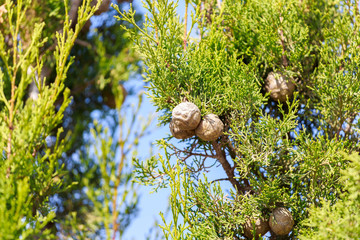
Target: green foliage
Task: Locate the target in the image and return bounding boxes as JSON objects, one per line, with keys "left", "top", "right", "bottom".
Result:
{"left": 58, "top": 91, "right": 152, "bottom": 239}
{"left": 313, "top": 11, "right": 360, "bottom": 141}
{"left": 0, "top": 0, "right": 117, "bottom": 238}
{"left": 114, "top": 0, "right": 265, "bottom": 125}
{"left": 116, "top": 0, "right": 360, "bottom": 239}
{"left": 299, "top": 152, "right": 360, "bottom": 239}
{"left": 0, "top": 0, "right": 153, "bottom": 238}
{"left": 0, "top": 1, "right": 148, "bottom": 238}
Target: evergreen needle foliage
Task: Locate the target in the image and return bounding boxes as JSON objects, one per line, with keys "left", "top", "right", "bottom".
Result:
{"left": 1, "top": 0, "right": 152, "bottom": 238}
{"left": 116, "top": 0, "right": 360, "bottom": 239}
{"left": 299, "top": 152, "right": 360, "bottom": 240}
{"left": 0, "top": 0, "right": 149, "bottom": 238}
{"left": 0, "top": 0, "right": 99, "bottom": 237}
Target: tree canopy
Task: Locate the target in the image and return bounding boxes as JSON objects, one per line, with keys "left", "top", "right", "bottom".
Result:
{"left": 1, "top": 0, "right": 360, "bottom": 239}
{"left": 0, "top": 0, "right": 149, "bottom": 239}
{"left": 117, "top": 0, "right": 360, "bottom": 239}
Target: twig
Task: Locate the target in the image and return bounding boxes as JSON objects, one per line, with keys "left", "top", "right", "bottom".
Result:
{"left": 75, "top": 38, "right": 93, "bottom": 48}
{"left": 170, "top": 141, "right": 216, "bottom": 174}
{"left": 222, "top": 134, "right": 253, "bottom": 192}
{"left": 183, "top": 0, "right": 189, "bottom": 50}
{"left": 112, "top": 122, "right": 126, "bottom": 240}
{"left": 211, "top": 177, "right": 229, "bottom": 183}
{"left": 278, "top": 13, "right": 288, "bottom": 67}
{"left": 69, "top": 0, "right": 82, "bottom": 29}
{"left": 223, "top": 134, "right": 237, "bottom": 160}
{"left": 211, "top": 141, "right": 243, "bottom": 193}
{"left": 7, "top": 1, "right": 23, "bottom": 178}
{"left": 152, "top": 2, "right": 159, "bottom": 45}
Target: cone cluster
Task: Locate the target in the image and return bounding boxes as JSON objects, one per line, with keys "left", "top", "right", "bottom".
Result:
{"left": 169, "top": 102, "right": 224, "bottom": 141}
{"left": 243, "top": 208, "right": 294, "bottom": 239}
